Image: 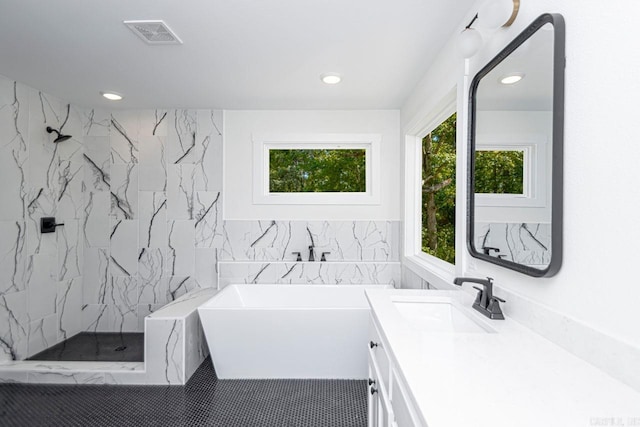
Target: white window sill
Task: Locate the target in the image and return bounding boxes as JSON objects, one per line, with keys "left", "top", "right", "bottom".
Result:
{"left": 403, "top": 254, "right": 457, "bottom": 290}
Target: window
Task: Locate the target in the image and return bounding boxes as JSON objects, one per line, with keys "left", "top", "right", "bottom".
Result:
{"left": 253, "top": 133, "right": 380, "bottom": 205}
{"left": 421, "top": 113, "right": 456, "bottom": 264}
{"left": 269, "top": 149, "right": 366, "bottom": 193}
{"left": 475, "top": 149, "right": 525, "bottom": 194}
{"left": 474, "top": 140, "right": 544, "bottom": 207}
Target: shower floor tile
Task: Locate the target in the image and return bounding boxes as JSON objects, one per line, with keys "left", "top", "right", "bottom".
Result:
{"left": 26, "top": 332, "right": 144, "bottom": 362}
{"left": 0, "top": 357, "right": 367, "bottom": 427}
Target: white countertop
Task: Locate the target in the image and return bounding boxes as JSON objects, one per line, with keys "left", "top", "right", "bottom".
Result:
{"left": 366, "top": 289, "right": 640, "bottom": 427}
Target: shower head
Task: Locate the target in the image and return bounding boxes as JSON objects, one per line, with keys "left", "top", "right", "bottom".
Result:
{"left": 46, "top": 126, "right": 72, "bottom": 143}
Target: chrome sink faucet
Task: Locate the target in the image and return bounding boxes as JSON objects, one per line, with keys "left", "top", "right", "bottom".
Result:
{"left": 453, "top": 276, "right": 505, "bottom": 320}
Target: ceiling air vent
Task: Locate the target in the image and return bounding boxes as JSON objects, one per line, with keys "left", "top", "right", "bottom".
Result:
{"left": 124, "top": 20, "right": 183, "bottom": 45}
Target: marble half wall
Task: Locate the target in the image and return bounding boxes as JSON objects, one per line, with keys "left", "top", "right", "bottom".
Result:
{"left": 221, "top": 220, "right": 399, "bottom": 262}
{"left": 219, "top": 220, "right": 401, "bottom": 287}
{"left": 218, "top": 261, "right": 401, "bottom": 287}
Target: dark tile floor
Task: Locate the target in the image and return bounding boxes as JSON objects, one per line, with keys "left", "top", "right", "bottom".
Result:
{"left": 0, "top": 357, "right": 367, "bottom": 427}
{"left": 27, "top": 332, "right": 144, "bottom": 362}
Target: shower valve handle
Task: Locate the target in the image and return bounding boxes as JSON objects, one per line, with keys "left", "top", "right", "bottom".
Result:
{"left": 40, "top": 217, "right": 65, "bottom": 234}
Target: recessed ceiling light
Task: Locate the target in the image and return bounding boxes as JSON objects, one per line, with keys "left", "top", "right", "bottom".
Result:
{"left": 321, "top": 73, "right": 341, "bottom": 85}
{"left": 500, "top": 73, "right": 525, "bottom": 85}
{"left": 101, "top": 92, "right": 123, "bottom": 101}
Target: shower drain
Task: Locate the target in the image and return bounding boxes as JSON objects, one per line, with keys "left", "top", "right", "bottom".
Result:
{"left": 114, "top": 346, "right": 127, "bottom": 352}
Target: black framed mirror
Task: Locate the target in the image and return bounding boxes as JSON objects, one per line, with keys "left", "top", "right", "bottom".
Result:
{"left": 467, "top": 14, "right": 565, "bottom": 277}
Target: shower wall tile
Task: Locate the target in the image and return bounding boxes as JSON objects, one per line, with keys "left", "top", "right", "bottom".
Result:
{"left": 0, "top": 291, "right": 28, "bottom": 361}
{"left": 57, "top": 219, "right": 82, "bottom": 281}
{"left": 25, "top": 188, "right": 57, "bottom": 256}
{"left": 167, "top": 220, "right": 195, "bottom": 277}
{"left": 167, "top": 164, "right": 196, "bottom": 220}
{"left": 83, "top": 248, "right": 109, "bottom": 305}
{"left": 138, "top": 136, "right": 167, "bottom": 191}
{"left": 82, "top": 304, "right": 110, "bottom": 333}
{"left": 138, "top": 192, "right": 167, "bottom": 248}
{"left": 167, "top": 110, "right": 198, "bottom": 165}
{"left": 27, "top": 313, "right": 57, "bottom": 357}
{"left": 0, "top": 81, "right": 29, "bottom": 179}
{"left": 195, "top": 248, "right": 217, "bottom": 288}
{"left": 57, "top": 160, "right": 84, "bottom": 219}
{"left": 110, "top": 112, "right": 139, "bottom": 164}
{"left": 0, "top": 221, "right": 28, "bottom": 295}
{"left": 107, "top": 277, "right": 139, "bottom": 332}
{"left": 139, "top": 109, "right": 169, "bottom": 137}
{"left": 28, "top": 91, "right": 76, "bottom": 191}
{"left": 82, "top": 109, "right": 111, "bottom": 137}
{"left": 194, "top": 191, "right": 222, "bottom": 248}
{"left": 83, "top": 191, "right": 110, "bottom": 247}
{"left": 83, "top": 136, "right": 110, "bottom": 192}
{"left": 110, "top": 163, "right": 138, "bottom": 219}
{"left": 27, "top": 253, "right": 57, "bottom": 320}
{"left": 194, "top": 109, "right": 223, "bottom": 192}
{"left": 0, "top": 81, "right": 28, "bottom": 221}
{"left": 56, "top": 277, "right": 83, "bottom": 340}
{"left": 138, "top": 248, "right": 168, "bottom": 305}
{"left": 110, "top": 220, "right": 138, "bottom": 277}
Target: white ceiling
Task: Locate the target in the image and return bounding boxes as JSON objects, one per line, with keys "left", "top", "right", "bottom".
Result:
{"left": 0, "top": 0, "right": 474, "bottom": 109}
{"left": 477, "top": 24, "right": 555, "bottom": 111}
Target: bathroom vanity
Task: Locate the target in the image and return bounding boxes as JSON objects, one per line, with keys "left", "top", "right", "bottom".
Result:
{"left": 366, "top": 289, "right": 640, "bottom": 427}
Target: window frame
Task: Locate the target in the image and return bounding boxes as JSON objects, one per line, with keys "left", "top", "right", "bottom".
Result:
{"left": 403, "top": 90, "right": 459, "bottom": 282}
{"left": 252, "top": 133, "right": 381, "bottom": 205}
{"left": 474, "top": 134, "right": 547, "bottom": 208}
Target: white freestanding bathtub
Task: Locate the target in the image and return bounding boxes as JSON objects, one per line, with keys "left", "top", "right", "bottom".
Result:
{"left": 197, "top": 284, "right": 389, "bottom": 379}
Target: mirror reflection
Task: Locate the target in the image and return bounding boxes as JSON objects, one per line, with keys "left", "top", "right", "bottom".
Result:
{"left": 468, "top": 15, "right": 564, "bottom": 277}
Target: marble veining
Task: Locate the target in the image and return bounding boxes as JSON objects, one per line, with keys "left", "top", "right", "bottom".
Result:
{"left": 221, "top": 220, "right": 399, "bottom": 262}
{"left": 218, "top": 261, "right": 400, "bottom": 287}
{"left": 110, "top": 116, "right": 138, "bottom": 164}
{"left": 475, "top": 222, "right": 551, "bottom": 266}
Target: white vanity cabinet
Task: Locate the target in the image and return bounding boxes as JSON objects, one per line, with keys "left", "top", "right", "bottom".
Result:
{"left": 367, "top": 316, "right": 423, "bottom": 427}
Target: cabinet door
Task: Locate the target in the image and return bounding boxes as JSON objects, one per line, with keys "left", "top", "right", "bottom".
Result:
{"left": 391, "top": 368, "right": 421, "bottom": 427}
{"left": 369, "top": 319, "right": 391, "bottom": 391}
{"left": 368, "top": 363, "right": 379, "bottom": 427}
{"left": 369, "top": 351, "right": 394, "bottom": 427}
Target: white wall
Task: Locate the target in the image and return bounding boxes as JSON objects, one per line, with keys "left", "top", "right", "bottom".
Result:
{"left": 224, "top": 110, "right": 401, "bottom": 220}
{"left": 402, "top": 0, "right": 640, "bottom": 354}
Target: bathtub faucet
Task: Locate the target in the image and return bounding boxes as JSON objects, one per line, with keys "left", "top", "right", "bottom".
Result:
{"left": 308, "top": 245, "right": 315, "bottom": 262}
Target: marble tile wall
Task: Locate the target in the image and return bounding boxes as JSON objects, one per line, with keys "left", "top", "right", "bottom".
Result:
{"left": 0, "top": 75, "right": 85, "bottom": 361}
{"left": 82, "top": 109, "right": 224, "bottom": 333}
{"left": 218, "top": 261, "right": 400, "bottom": 287}
{"left": 221, "top": 220, "right": 399, "bottom": 262}
{"left": 474, "top": 222, "right": 551, "bottom": 266}
{"left": 218, "top": 220, "right": 401, "bottom": 286}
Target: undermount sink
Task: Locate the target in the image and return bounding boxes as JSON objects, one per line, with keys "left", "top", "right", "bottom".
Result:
{"left": 392, "top": 298, "right": 493, "bottom": 333}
